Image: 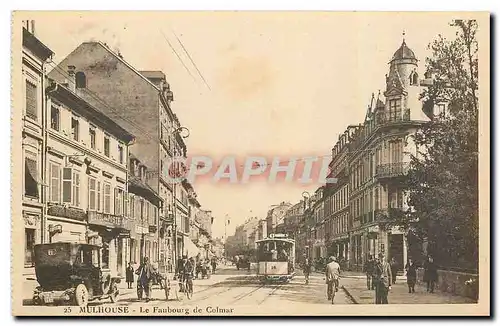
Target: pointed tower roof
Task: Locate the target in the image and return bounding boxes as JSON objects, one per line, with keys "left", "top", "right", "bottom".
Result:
{"left": 390, "top": 40, "right": 416, "bottom": 62}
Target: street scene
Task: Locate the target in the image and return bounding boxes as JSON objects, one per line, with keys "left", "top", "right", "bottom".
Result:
{"left": 12, "top": 11, "right": 487, "bottom": 316}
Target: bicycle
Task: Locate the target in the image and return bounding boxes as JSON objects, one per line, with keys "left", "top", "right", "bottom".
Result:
{"left": 183, "top": 274, "right": 194, "bottom": 300}
{"left": 327, "top": 278, "right": 339, "bottom": 304}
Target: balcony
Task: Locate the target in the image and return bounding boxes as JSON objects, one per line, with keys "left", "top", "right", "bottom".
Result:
{"left": 375, "top": 162, "right": 409, "bottom": 180}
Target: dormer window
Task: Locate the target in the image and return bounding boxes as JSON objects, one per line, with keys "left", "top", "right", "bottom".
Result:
{"left": 75, "top": 71, "right": 87, "bottom": 89}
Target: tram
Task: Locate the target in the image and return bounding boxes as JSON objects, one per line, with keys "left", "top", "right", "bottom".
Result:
{"left": 255, "top": 234, "right": 296, "bottom": 283}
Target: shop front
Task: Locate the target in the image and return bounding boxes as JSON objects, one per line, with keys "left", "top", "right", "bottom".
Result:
{"left": 87, "top": 211, "right": 130, "bottom": 277}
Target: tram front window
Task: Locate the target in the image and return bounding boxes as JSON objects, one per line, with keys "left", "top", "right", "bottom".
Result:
{"left": 257, "top": 241, "right": 292, "bottom": 262}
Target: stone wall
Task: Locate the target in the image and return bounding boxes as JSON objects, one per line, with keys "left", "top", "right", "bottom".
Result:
{"left": 416, "top": 268, "right": 479, "bottom": 301}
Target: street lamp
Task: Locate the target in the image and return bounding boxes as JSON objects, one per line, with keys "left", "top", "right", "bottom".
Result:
{"left": 169, "top": 126, "right": 190, "bottom": 274}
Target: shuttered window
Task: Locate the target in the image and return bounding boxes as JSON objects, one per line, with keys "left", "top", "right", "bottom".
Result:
{"left": 24, "top": 156, "right": 38, "bottom": 198}
{"left": 25, "top": 81, "right": 37, "bottom": 120}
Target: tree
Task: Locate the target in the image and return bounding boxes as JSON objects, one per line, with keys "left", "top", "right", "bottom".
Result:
{"left": 406, "top": 20, "right": 479, "bottom": 271}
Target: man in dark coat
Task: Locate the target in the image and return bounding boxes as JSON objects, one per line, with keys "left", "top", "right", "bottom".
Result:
{"left": 405, "top": 258, "right": 417, "bottom": 293}
{"left": 389, "top": 257, "right": 399, "bottom": 284}
{"left": 373, "top": 253, "right": 392, "bottom": 304}
{"left": 126, "top": 262, "right": 134, "bottom": 289}
{"left": 363, "top": 255, "right": 375, "bottom": 290}
{"left": 423, "top": 255, "right": 438, "bottom": 293}
{"left": 136, "top": 257, "right": 153, "bottom": 302}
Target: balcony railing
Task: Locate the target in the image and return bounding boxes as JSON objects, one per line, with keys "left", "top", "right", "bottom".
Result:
{"left": 375, "top": 162, "right": 409, "bottom": 179}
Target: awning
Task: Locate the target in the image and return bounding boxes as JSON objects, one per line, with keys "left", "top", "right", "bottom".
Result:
{"left": 183, "top": 236, "right": 200, "bottom": 258}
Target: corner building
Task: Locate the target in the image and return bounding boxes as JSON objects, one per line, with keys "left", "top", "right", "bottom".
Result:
{"left": 347, "top": 39, "right": 430, "bottom": 272}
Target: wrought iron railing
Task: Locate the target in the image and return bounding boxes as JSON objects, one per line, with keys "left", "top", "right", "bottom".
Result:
{"left": 375, "top": 162, "right": 410, "bottom": 178}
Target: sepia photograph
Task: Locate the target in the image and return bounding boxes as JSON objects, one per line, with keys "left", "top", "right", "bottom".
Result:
{"left": 10, "top": 11, "right": 490, "bottom": 316}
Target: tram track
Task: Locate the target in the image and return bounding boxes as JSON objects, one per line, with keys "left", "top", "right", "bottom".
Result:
{"left": 257, "top": 283, "right": 283, "bottom": 305}
{"left": 227, "top": 284, "right": 267, "bottom": 305}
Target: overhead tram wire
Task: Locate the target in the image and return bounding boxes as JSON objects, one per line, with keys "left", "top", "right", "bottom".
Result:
{"left": 46, "top": 63, "right": 380, "bottom": 171}
{"left": 159, "top": 29, "right": 200, "bottom": 86}
{"left": 170, "top": 28, "right": 211, "bottom": 91}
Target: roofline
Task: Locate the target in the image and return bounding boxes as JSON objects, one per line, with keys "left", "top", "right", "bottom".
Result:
{"left": 47, "top": 82, "right": 135, "bottom": 144}
{"left": 88, "top": 42, "right": 162, "bottom": 92}
{"left": 23, "top": 27, "right": 54, "bottom": 61}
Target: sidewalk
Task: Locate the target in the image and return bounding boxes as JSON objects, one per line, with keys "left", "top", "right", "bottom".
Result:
{"left": 340, "top": 273, "right": 475, "bottom": 304}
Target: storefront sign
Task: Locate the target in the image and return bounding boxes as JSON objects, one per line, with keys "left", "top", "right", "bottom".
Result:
{"left": 88, "top": 211, "right": 124, "bottom": 229}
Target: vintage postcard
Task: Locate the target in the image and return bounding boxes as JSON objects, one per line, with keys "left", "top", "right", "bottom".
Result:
{"left": 11, "top": 11, "right": 490, "bottom": 316}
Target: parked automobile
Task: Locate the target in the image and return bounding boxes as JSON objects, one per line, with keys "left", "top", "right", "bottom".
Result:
{"left": 31, "top": 242, "right": 121, "bottom": 307}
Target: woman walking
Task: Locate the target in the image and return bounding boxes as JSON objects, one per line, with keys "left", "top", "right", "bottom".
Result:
{"left": 126, "top": 262, "right": 134, "bottom": 289}
{"left": 405, "top": 258, "right": 417, "bottom": 293}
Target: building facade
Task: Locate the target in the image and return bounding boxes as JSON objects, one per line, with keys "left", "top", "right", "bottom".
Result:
{"left": 45, "top": 76, "right": 135, "bottom": 277}
{"left": 347, "top": 39, "right": 431, "bottom": 271}
{"left": 324, "top": 126, "right": 357, "bottom": 267}
{"left": 265, "top": 202, "right": 292, "bottom": 235}
{"left": 49, "top": 43, "right": 193, "bottom": 273}
{"left": 127, "top": 154, "right": 162, "bottom": 270}
{"left": 21, "top": 23, "right": 54, "bottom": 273}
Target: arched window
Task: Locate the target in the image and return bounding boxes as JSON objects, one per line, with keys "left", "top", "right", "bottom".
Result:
{"left": 410, "top": 71, "right": 418, "bottom": 85}
{"left": 75, "top": 71, "right": 87, "bottom": 89}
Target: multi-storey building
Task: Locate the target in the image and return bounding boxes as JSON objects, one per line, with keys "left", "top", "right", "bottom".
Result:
{"left": 348, "top": 39, "right": 431, "bottom": 271}
{"left": 21, "top": 22, "right": 54, "bottom": 273}
{"left": 265, "top": 202, "right": 292, "bottom": 235}
{"left": 45, "top": 74, "right": 135, "bottom": 277}
{"left": 324, "top": 126, "right": 357, "bottom": 267}
{"left": 49, "top": 43, "right": 191, "bottom": 271}
{"left": 310, "top": 187, "right": 325, "bottom": 260}
{"left": 128, "top": 154, "right": 162, "bottom": 270}
{"left": 283, "top": 200, "right": 304, "bottom": 241}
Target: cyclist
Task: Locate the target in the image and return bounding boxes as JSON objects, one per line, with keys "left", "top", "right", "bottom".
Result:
{"left": 182, "top": 257, "right": 195, "bottom": 293}
{"left": 325, "top": 256, "right": 341, "bottom": 302}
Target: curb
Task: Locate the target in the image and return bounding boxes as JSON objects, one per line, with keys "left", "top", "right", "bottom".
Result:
{"left": 341, "top": 285, "right": 359, "bottom": 304}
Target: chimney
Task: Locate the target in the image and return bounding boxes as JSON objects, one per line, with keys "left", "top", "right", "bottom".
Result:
{"left": 67, "top": 65, "right": 76, "bottom": 92}
{"left": 30, "top": 20, "right": 36, "bottom": 35}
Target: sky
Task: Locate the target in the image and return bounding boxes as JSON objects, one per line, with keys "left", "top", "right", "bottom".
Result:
{"left": 22, "top": 11, "right": 460, "bottom": 238}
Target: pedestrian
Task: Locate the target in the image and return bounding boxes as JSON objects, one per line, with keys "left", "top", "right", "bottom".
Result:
{"left": 325, "top": 256, "right": 341, "bottom": 302}
{"left": 363, "top": 255, "right": 375, "bottom": 290}
{"left": 303, "top": 256, "right": 311, "bottom": 285}
{"left": 373, "top": 253, "right": 392, "bottom": 304}
{"left": 405, "top": 258, "right": 417, "bottom": 293}
{"left": 211, "top": 257, "right": 217, "bottom": 274}
{"left": 126, "top": 262, "right": 134, "bottom": 289}
{"left": 390, "top": 257, "right": 399, "bottom": 284}
{"left": 423, "top": 255, "right": 438, "bottom": 293}
{"left": 136, "top": 257, "right": 153, "bottom": 302}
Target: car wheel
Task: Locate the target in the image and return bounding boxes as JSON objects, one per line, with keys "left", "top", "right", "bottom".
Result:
{"left": 109, "top": 283, "right": 119, "bottom": 303}
{"left": 74, "top": 284, "right": 89, "bottom": 307}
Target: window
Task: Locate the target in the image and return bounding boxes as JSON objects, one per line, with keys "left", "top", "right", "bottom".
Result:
{"left": 389, "top": 99, "right": 402, "bottom": 121}
{"left": 374, "top": 187, "right": 380, "bottom": 210}
{"left": 118, "top": 145, "right": 124, "bottom": 164}
{"left": 71, "top": 117, "right": 79, "bottom": 141}
{"left": 51, "top": 106, "right": 60, "bottom": 131}
{"left": 62, "top": 168, "right": 80, "bottom": 206}
{"left": 89, "top": 127, "right": 96, "bottom": 149}
{"left": 115, "top": 188, "right": 124, "bottom": 216}
{"left": 25, "top": 228, "right": 35, "bottom": 267}
{"left": 24, "top": 155, "right": 38, "bottom": 198}
{"left": 75, "top": 72, "right": 87, "bottom": 88}
{"left": 104, "top": 183, "right": 111, "bottom": 213}
{"left": 25, "top": 81, "right": 37, "bottom": 120}
{"left": 88, "top": 177, "right": 96, "bottom": 210}
{"left": 97, "top": 181, "right": 101, "bottom": 211}
{"left": 437, "top": 104, "right": 446, "bottom": 118}
{"left": 49, "top": 163, "right": 60, "bottom": 203}
{"left": 104, "top": 136, "right": 110, "bottom": 157}
{"left": 391, "top": 140, "right": 403, "bottom": 164}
